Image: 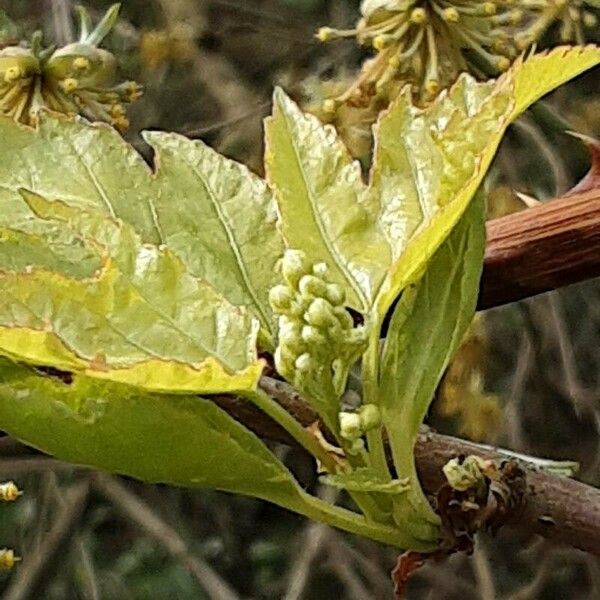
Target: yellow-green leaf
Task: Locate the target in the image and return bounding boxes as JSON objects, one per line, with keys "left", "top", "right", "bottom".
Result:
{"left": 264, "top": 47, "right": 600, "bottom": 325}
{"left": 0, "top": 358, "right": 304, "bottom": 506}
{"left": 380, "top": 193, "right": 486, "bottom": 544}
{"left": 0, "top": 116, "right": 284, "bottom": 346}
{"left": 372, "top": 45, "right": 600, "bottom": 316}
{"left": 265, "top": 88, "right": 389, "bottom": 312}
{"left": 0, "top": 191, "right": 263, "bottom": 394}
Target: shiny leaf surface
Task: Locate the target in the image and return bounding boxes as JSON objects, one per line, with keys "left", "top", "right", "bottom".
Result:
{"left": 0, "top": 117, "right": 284, "bottom": 345}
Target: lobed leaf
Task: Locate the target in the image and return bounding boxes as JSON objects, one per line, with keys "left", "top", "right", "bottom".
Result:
{"left": 264, "top": 47, "right": 600, "bottom": 326}
{"left": 371, "top": 45, "right": 600, "bottom": 317}
{"left": 0, "top": 191, "right": 263, "bottom": 394}
{"left": 265, "top": 88, "right": 389, "bottom": 312}
{"left": 0, "top": 116, "right": 284, "bottom": 346}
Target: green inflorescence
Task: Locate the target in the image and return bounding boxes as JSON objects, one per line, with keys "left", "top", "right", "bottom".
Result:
{"left": 0, "top": 4, "right": 141, "bottom": 130}
{"left": 269, "top": 249, "right": 368, "bottom": 427}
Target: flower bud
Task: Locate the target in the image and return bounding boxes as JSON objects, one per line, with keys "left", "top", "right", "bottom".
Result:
{"left": 312, "top": 262, "right": 328, "bottom": 277}
{"left": 301, "top": 325, "right": 327, "bottom": 346}
{"left": 278, "top": 317, "right": 303, "bottom": 350}
{"left": 358, "top": 404, "right": 381, "bottom": 430}
{"left": 281, "top": 249, "right": 310, "bottom": 287}
{"left": 325, "top": 283, "right": 345, "bottom": 306}
{"left": 305, "top": 298, "right": 336, "bottom": 328}
{"left": 274, "top": 346, "right": 295, "bottom": 374}
{"left": 299, "top": 274, "right": 328, "bottom": 298}
{"left": 295, "top": 352, "right": 313, "bottom": 372}
{"left": 339, "top": 411, "right": 362, "bottom": 440}
{"left": 269, "top": 284, "right": 293, "bottom": 312}
{"left": 47, "top": 44, "right": 117, "bottom": 88}
{"left": 333, "top": 306, "right": 354, "bottom": 330}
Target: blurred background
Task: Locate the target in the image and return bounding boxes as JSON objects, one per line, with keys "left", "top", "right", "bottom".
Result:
{"left": 0, "top": 1, "right": 599, "bottom": 598}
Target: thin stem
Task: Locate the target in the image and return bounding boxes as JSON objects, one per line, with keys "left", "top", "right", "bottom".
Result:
{"left": 362, "top": 323, "right": 392, "bottom": 481}
{"left": 294, "top": 487, "right": 435, "bottom": 551}
{"left": 245, "top": 387, "right": 339, "bottom": 473}
{"left": 249, "top": 385, "right": 391, "bottom": 524}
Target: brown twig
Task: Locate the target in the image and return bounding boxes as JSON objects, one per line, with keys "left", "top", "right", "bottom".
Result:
{"left": 255, "top": 377, "right": 600, "bottom": 556}
{"left": 480, "top": 188, "right": 600, "bottom": 309}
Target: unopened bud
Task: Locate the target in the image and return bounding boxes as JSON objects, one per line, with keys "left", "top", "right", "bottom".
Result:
{"left": 281, "top": 249, "right": 310, "bottom": 287}
{"left": 339, "top": 412, "right": 362, "bottom": 440}
{"left": 295, "top": 352, "right": 312, "bottom": 372}
{"left": 299, "top": 275, "right": 328, "bottom": 298}
{"left": 0, "top": 481, "right": 21, "bottom": 502}
{"left": 269, "top": 285, "right": 293, "bottom": 312}
{"left": 305, "top": 298, "right": 335, "bottom": 328}
{"left": 301, "top": 325, "right": 327, "bottom": 346}
{"left": 325, "top": 283, "right": 345, "bottom": 306}
{"left": 358, "top": 404, "right": 381, "bottom": 430}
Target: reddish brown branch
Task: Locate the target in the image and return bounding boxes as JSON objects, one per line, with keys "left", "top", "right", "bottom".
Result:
{"left": 479, "top": 188, "right": 600, "bottom": 309}
{"left": 414, "top": 431, "right": 600, "bottom": 556}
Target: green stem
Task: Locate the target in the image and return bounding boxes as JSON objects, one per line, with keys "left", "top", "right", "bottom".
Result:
{"left": 244, "top": 388, "right": 339, "bottom": 473}
{"left": 362, "top": 322, "right": 392, "bottom": 481}
{"left": 246, "top": 387, "right": 390, "bottom": 524}
{"left": 290, "top": 487, "right": 435, "bottom": 551}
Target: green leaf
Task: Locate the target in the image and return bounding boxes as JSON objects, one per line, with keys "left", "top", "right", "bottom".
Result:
{"left": 0, "top": 191, "right": 263, "bottom": 394}
{"left": 265, "top": 88, "right": 389, "bottom": 312}
{"left": 0, "top": 358, "right": 304, "bottom": 506}
{"left": 380, "top": 192, "right": 486, "bottom": 543}
{"left": 371, "top": 45, "right": 600, "bottom": 317}
{"left": 264, "top": 47, "right": 600, "bottom": 326}
{"left": 144, "top": 132, "right": 284, "bottom": 345}
{"left": 0, "top": 117, "right": 284, "bottom": 346}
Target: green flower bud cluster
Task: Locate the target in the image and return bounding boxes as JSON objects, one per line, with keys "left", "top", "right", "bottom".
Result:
{"left": 317, "top": 0, "right": 598, "bottom": 107}
{"left": 270, "top": 250, "right": 368, "bottom": 415}
{"left": 443, "top": 454, "right": 489, "bottom": 494}
{"left": 339, "top": 404, "right": 382, "bottom": 453}
{"left": 0, "top": 5, "right": 141, "bottom": 130}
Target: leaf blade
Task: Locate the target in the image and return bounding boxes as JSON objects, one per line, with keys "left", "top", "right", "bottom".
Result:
{"left": 0, "top": 358, "right": 303, "bottom": 506}
{"left": 265, "top": 88, "right": 389, "bottom": 311}
{"left": 380, "top": 193, "right": 486, "bottom": 542}
{"left": 0, "top": 192, "right": 263, "bottom": 394}
{"left": 371, "top": 45, "right": 600, "bottom": 317}
{"left": 0, "top": 116, "right": 284, "bottom": 345}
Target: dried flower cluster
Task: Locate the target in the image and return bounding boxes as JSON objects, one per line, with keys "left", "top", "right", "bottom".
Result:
{"left": 317, "top": 0, "right": 598, "bottom": 109}
{"left": 0, "top": 4, "right": 141, "bottom": 130}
